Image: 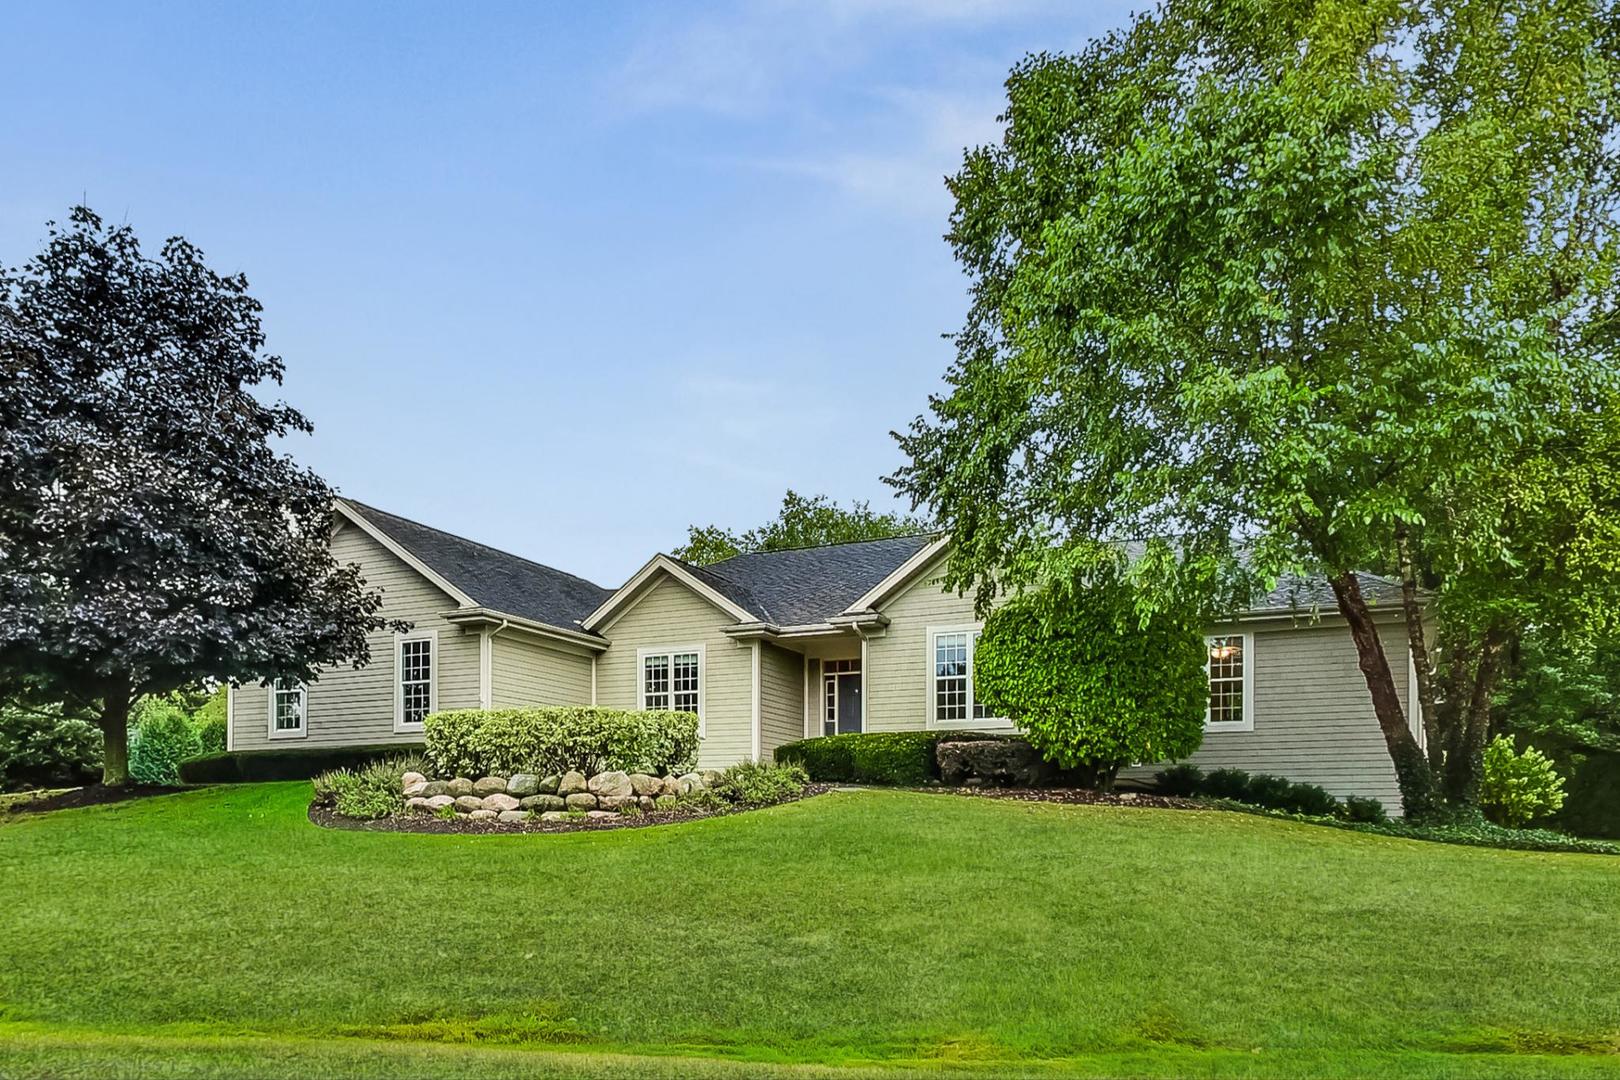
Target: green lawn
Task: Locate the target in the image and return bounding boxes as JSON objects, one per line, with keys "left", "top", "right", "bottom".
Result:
{"left": 1, "top": 784, "right": 1617, "bottom": 1078}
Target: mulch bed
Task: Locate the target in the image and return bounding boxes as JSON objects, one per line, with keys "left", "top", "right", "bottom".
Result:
{"left": 942, "top": 786, "right": 1204, "bottom": 810}
{"left": 309, "top": 783, "right": 833, "bottom": 835}
{"left": 5, "top": 784, "right": 187, "bottom": 815}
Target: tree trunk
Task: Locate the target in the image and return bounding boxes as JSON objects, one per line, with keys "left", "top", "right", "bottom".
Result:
{"left": 1444, "top": 626, "right": 1508, "bottom": 804}
{"left": 1394, "top": 527, "right": 1443, "bottom": 772}
{"left": 99, "top": 676, "right": 133, "bottom": 787}
{"left": 1328, "top": 571, "right": 1441, "bottom": 818}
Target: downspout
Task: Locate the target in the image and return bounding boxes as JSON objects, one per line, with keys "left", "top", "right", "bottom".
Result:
{"left": 480, "top": 619, "right": 510, "bottom": 709}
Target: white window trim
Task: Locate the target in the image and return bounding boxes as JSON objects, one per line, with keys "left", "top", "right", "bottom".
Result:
{"left": 820, "top": 656, "right": 863, "bottom": 737}
{"left": 924, "top": 624, "right": 1013, "bottom": 731}
{"left": 394, "top": 629, "right": 439, "bottom": 733}
{"left": 1204, "top": 631, "right": 1255, "bottom": 733}
{"left": 636, "top": 644, "right": 706, "bottom": 738}
{"left": 267, "top": 678, "right": 308, "bottom": 741}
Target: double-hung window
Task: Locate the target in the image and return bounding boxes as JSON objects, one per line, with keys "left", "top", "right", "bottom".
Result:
{"left": 639, "top": 647, "right": 703, "bottom": 734}
{"left": 268, "top": 678, "right": 306, "bottom": 739}
{"left": 395, "top": 631, "right": 437, "bottom": 732}
{"left": 929, "top": 626, "right": 993, "bottom": 728}
{"left": 1204, "top": 633, "right": 1254, "bottom": 732}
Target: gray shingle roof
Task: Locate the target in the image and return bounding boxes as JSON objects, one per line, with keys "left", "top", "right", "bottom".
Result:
{"left": 341, "top": 500, "right": 612, "bottom": 632}
{"left": 1257, "top": 571, "right": 1405, "bottom": 613}
{"left": 690, "top": 534, "right": 936, "bottom": 625}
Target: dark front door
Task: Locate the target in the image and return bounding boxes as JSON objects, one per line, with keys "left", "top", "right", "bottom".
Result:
{"left": 836, "top": 673, "right": 862, "bottom": 734}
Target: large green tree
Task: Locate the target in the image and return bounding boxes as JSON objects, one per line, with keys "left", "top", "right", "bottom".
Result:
{"left": 0, "top": 208, "right": 399, "bottom": 785}
{"left": 891, "top": 0, "right": 1620, "bottom": 817}
{"left": 673, "top": 490, "right": 927, "bottom": 565}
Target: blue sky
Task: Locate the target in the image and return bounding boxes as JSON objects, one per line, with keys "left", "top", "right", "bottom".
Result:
{"left": 1, "top": 0, "right": 1130, "bottom": 586}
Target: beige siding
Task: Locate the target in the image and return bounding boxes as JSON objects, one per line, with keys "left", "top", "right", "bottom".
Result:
{"left": 490, "top": 634, "right": 594, "bottom": 708}
{"left": 864, "top": 556, "right": 984, "bottom": 733}
{"left": 594, "top": 574, "right": 754, "bottom": 769}
{"left": 1121, "top": 622, "right": 1413, "bottom": 811}
{"left": 869, "top": 557, "right": 1416, "bottom": 813}
{"left": 759, "top": 642, "right": 804, "bottom": 758}
{"left": 230, "top": 524, "right": 480, "bottom": 751}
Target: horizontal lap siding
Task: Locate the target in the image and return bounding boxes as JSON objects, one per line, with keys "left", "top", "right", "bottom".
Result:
{"left": 491, "top": 635, "right": 593, "bottom": 708}
{"left": 865, "top": 557, "right": 979, "bottom": 733}
{"left": 230, "top": 524, "right": 480, "bottom": 751}
{"left": 594, "top": 575, "right": 753, "bottom": 770}
{"left": 1121, "top": 622, "right": 1412, "bottom": 813}
{"left": 759, "top": 642, "right": 804, "bottom": 759}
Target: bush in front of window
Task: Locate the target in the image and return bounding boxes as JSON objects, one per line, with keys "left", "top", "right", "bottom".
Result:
{"left": 774, "top": 730, "right": 1016, "bottom": 785}
{"left": 423, "top": 707, "right": 700, "bottom": 780}
{"left": 973, "top": 570, "right": 1208, "bottom": 791}
{"left": 128, "top": 698, "right": 201, "bottom": 786}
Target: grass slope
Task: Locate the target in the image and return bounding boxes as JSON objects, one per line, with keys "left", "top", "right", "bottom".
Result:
{"left": 1, "top": 784, "right": 1617, "bottom": 1077}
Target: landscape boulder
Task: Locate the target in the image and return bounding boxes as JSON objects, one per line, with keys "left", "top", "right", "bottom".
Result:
{"left": 481, "top": 793, "right": 520, "bottom": 813}
{"left": 598, "top": 795, "right": 636, "bottom": 810}
{"left": 401, "top": 771, "right": 426, "bottom": 789}
{"left": 402, "top": 780, "right": 429, "bottom": 798}
{"left": 506, "top": 773, "right": 539, "bottom": 797}
{"left": 586, "top": 810, "right": 617, "bottom": 820}
{"left": 936, "top": 739, "right": 1054, "bottom": 788}
{"left": 468, "top": 809, "right": 497, "bottom": 820}
{"left": 565, "top": 793, "right": 597, "bottom": 810}
{"left": 539, "top": 811, "right": 570, "bottom": 822}
{"left": 629, "top": 773, "right": 662, "bottom": 797}
{"left": 405, "top": 796, "right": 432, "bottom": 812}
{"left": 473, "top": 776, "right": 508, "bottom": 796}
{"left": 446, "top": 777, "right": 475, "bottom": 797}
{"left": 558, "top": 771, "right": 588, "bottom": 796}
{"left": 425, "top": 795, "right": 456, "bottom": 811}
{"left": 519, "top": 794, "right": 566, "bottom": 812}
{"left": 539, "top": 774, "right": 561, "bottom": 795}
{"left": 497, "top": 810, "right": 528, "bottom": 823}
{"left": 661, "top": 775, "right": 683, "bottom": 796}
{"left": 588, "top": 771, "right": 633, "bottom": 798}
{"left": 638, "top": 796, "right": 657, "bottom": 812}
{"left": 419, "top": 780, "right": 450, "bottom": 798}
{"left": 454, "top": 795, "right": 484, "bottom": 813}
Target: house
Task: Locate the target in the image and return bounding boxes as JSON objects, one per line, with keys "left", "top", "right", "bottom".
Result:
{"left": 228, "top": 499, "right": 1426, "bottom": 809}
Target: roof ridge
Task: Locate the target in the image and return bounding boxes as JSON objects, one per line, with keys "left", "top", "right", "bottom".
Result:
{"left": 705, "top": 531, "right": 937, "bottom": 565}
{"left": 339, "top": 498, "right": 609, "bottom": 593}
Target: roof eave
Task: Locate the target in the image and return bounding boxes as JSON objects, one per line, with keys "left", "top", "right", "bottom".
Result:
{"left": 442, "top": 607, "right": 609, "bottom": 651}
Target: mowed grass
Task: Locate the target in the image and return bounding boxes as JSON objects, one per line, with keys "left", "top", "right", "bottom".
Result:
{"left": 1, "top": 784, "right": 1617, "bottom": 1078}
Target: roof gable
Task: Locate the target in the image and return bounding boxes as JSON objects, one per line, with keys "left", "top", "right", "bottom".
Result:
{"left": 337, "top": 500, "right": 611, "bottom": 633}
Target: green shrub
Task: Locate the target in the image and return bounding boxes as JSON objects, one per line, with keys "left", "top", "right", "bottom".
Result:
{"left": 424, "top": 707, "right": 699, "bottom": 780}
{"left": 1200, "top": 768, "right": 1254, "bottom": 801}
{"left": 313, "top": 754, "right": 423, "bottom": 819}
{"left": 0, "top": 706, "right": 102, "bottom": 790}
{"left": 710, "top": 760, "right": 810, "bottom": 807}
{"left": 673, "top": 787, "right": 728, "bottom": 813}
{"left": 129, "top": 699, "right": 200, "bottom": 785}
{"left": 1342, "top": 795, "right": 1388, "bottom": 824}
{"left": 1153, "top": 764, "right": 1204, "bottom": 796}
{"left": 775, "top": 730, "right": 1012, "bottom": 785}
{"left": 1280, "top": 781, "right": 1339, "bottom": 817}
{"left": 1481, "top": 736, "right": 1567, "bottom": 828}
{"left": 179, "top": 744, "right": 424, "bottom": 784}
{"left": 1244, "top": 773, "right": 1294, "bottom": 808}
{"left": 190, "top": 689, "right": 227, "bottom": 754}
{"left": 973, "top": 569, "right": 1207, "bottom": 785}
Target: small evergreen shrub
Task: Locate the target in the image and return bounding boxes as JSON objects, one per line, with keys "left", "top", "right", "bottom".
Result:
{"left": 1480, "top": 736, "right": 1567, "bottom": 828}
{"left": 313, "top": 754, "right": 424, "bottom": 819}
{"left": 1200, "top": 768, "right": 1254, "bottom": 802}
{"left": 0, "top": 706, "right": 102, "bottom": 790}
{"left": 1244, "top": 773, "right": 1295, "bottom": 808}
{"left": 129, "top": 699, "right": 201, "bottom": 785}
{"left": 424, "top": 707, "right": 698, "bottom": 779}
{"left": 710, "top": 760, "right": 810, "bottom": 807}
{"left": 673, "top": 787, "right": 729, "bottom": 813}
{"left": 1154, "top": 764, "right": 1203, "bottom": 797}
{"left": 1342, "top": 795, "right": 1388, "bottom": 824}
{"left": 775, "top": 730, "right": 1012, "bottom": 784}
{"left": 1280, "top": 781, "right": 1339, "bottom": 817}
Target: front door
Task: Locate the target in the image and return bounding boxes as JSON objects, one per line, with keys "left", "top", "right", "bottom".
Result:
{"left": 822, "top": 658, "right": 863, "bottom": 735}
{"left": 835, "top": 673, "right": 862, "bottom": 734}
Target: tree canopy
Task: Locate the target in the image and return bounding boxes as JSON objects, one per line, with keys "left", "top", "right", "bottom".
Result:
{"left": 973, "top": 570, "right": 1208, "bottom": 789}
{"left": 891, "top": 0, "right": 1620, "bottom": 817}
{"left": 673, "top": 490, "right": 927, "bottom": 565}
{"left": 0, "top": 207, "right": 397, "bottom": 784}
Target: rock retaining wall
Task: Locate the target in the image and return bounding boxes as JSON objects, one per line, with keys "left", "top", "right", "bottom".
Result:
{"left": 402, "top": 767, "right": 721, "bottom": 822}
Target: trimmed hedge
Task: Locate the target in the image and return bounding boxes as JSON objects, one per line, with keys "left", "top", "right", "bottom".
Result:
{"left": 774, "top": 730, "right": 1013, "bottom": 785}
{"left": 1155, "top": 764, "right": 1378, "bottom": 821}
{"left": 424, "top": 707, "right": 699, "bottom": 779}
{"left": 178, "top": 744, "right": 424, "bottom": 784}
